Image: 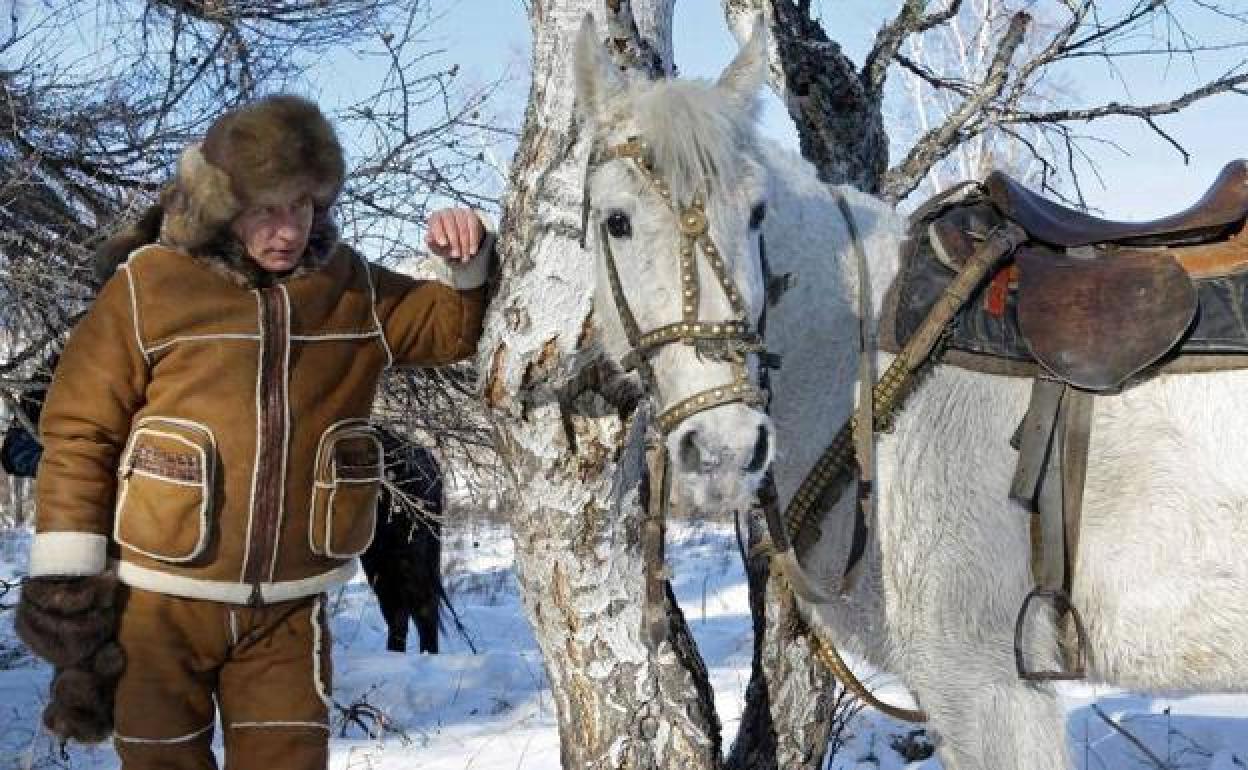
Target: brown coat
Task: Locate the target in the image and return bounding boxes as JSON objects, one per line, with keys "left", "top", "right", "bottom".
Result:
{"left": 29, "top": 243, "right": 486, "bottom": 605}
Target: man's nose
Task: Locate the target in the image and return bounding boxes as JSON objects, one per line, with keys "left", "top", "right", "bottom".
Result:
{"left": 274, "top": 214, "right": 301, "bottom": 241}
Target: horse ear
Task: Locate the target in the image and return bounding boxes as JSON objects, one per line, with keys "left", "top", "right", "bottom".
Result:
{"left": 717, "top": 16, "right": 768, "bottom": 110}
{"left": 574, "top": 13, "right": 622, "bottom": 121}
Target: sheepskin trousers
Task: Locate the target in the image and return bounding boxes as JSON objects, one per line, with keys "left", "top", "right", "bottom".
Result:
{"left": 112, "top": 587, "right": 332, "bottom": 770}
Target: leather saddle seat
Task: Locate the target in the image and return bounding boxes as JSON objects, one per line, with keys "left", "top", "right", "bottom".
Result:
{"left": 891, "top": 160, "right": 1248, "bottom": 391}
{"left": 985, "top": 160, "right": 1248, "bottom": 248}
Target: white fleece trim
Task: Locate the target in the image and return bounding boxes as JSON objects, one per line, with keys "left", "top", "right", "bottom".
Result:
{"left": 448, "top": 244, "right": 492, "bottom": 290}
{"left": 116, "top": 559, "right": 358, "bottom": 604}
{"left": 290, "top": 331, "right": 382, "bottom": 341}
{"left": 447, "top": 213, "right": 495, "bottom": 290}
{"left": 119, "top": 264, "right": 151, "bottom": 365}
{"left": 362, "top": 255, "right": 394, "bottom": 369}
{"left": 146, "top": 334, "right": 261, "bottom": 354}
{"left": 312, "top": 596, "right": 333, "bottom": 709}
{"left": 228, "top": 721, "right": 329, "bottom": 731}
{"left": 115, "top": 723, "right": 214, "bottom": 745}
{"left": 27, "top": 532, "right": 108, "bottom": 577}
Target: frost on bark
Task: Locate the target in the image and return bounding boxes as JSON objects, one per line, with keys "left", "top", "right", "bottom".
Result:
{"left": 480, "top": 1, "right": 721, "bottom": 768}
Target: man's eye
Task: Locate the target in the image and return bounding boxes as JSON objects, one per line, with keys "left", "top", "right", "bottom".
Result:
{"left": 749, "top": 202, "right": 766, "bottom": 230}
{"left": 606, "top": 210, "right": 632, "bottom": 238}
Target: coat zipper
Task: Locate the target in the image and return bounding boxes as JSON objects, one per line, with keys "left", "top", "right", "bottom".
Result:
{"left": 245, "top": 287, "right": 289, "bottom": 606}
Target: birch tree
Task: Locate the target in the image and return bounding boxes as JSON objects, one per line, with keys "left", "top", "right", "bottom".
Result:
{"left": 481, "top": 2, "right": 733, "bottom": 767}
{"left": 486, "top": 2, "right": 858, "bottom": 769}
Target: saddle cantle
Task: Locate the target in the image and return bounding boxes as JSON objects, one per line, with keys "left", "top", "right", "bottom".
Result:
{"left": 985, "top": 160, "right": 1248, "bottom": 248}
{"left": 887, "top": 160, "right": 1248, "bottom": 391}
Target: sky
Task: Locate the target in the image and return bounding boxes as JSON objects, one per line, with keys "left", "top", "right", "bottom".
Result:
{"left": 419, "top": 0, "right": 1248, "bottom": 219}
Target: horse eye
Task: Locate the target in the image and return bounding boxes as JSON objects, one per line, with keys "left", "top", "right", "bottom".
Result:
{"left": 749, "top": 202, "right": 766, "bottom": 230}
{"left": 606, "top": 210, "right": 632, "bottom": 238}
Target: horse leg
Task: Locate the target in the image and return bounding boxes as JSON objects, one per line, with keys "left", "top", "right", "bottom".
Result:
{"left": 367, "top": 552, "right": 411, "bottom": 653}
{"left": 410, "top": 518, "right": 442, "bottom": 655}
{"left": 413, "top": 596, "right": 439, "bottom": 654}
{"left": 899, "top": 642, "right": 1069, "bottom": 770}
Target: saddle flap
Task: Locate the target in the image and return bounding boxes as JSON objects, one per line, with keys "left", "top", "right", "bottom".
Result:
{"left": 1016, "top": 245, "right": 1198, "bottom": 391}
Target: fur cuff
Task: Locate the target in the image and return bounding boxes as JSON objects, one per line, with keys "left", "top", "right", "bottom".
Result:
{"left": 28, "top": 532, "right": 109, "bottom": 577}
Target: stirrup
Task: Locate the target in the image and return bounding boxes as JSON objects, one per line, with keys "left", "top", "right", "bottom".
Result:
{"left": 1014, "top": 588, "right": 1090, "bottom": 681}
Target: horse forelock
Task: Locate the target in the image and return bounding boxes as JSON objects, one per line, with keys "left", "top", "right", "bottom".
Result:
{"left": 604, "top": 77, "right": 760, "bottom": 207}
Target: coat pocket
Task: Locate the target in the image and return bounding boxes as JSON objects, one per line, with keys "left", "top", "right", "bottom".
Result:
{"left": 308, "top": 421, "right": 381, "bottom": 559}
{"left": 114, "top": 417, "right": 217, "bottom": 563}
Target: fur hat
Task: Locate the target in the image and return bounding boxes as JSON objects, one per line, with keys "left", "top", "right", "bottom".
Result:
{"left": 93, "top": 94, "right": 345, "bottom": 284}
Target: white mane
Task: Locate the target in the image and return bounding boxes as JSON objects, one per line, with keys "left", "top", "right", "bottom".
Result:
{"left": 602, "top": 77, "right": 760, "bottom": 206}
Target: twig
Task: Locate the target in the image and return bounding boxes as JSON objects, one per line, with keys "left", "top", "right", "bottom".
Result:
{"left": 1090, "top": 703, "right": 1167, "bottom": 770}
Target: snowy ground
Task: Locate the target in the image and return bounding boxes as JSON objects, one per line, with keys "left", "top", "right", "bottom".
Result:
{"left": 1, "top": 518, "right": 1246, "bottom": 769}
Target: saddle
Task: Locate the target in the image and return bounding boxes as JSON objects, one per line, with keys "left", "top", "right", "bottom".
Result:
{"left": 882, "top": 162, "right": 1248, "bottom": 680}
{"left": 890, "top": 159, "right": 1248, "bottom": 391}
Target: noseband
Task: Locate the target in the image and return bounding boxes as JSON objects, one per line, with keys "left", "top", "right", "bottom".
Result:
{"left": 585, "top": 137, "right": 772, "bottom": 434}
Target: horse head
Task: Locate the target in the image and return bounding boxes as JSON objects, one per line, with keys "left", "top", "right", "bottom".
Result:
{"left": 575, "top": 15, "right": 775, "bottom": 515}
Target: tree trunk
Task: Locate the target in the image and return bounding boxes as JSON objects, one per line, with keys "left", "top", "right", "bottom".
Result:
{"left": 726, "top": 515, "right": 840, "bottom": 770}
{"left": 722, "top": 0, "right": 889, "bottom": 193}
{"left": 481, "top": 2, "right": 722, "bottom": 768}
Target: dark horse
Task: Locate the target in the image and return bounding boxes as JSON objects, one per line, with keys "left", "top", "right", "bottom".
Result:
{"left": 361, "top": 428, "right": 460, "bottom": 654}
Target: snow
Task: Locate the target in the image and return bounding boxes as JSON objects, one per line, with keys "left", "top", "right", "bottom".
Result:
{"left": 2, "top": 519, "right": 1246, "bottom": 769}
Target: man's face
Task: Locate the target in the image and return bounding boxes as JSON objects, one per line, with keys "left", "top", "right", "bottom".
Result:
{"left": 231, "top": 196, "right": 315, "bottom": 273}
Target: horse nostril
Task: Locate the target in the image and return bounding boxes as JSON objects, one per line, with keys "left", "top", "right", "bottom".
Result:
{"left": 678, "top": 430, "right": 701, "bottom": 470}
{"left": 745, "top": 425, "right": 769, "bottom": 473}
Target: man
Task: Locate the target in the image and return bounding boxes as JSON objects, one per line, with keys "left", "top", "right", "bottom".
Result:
{"left": 14, "top": 94, "right": 492, "bottom": 769}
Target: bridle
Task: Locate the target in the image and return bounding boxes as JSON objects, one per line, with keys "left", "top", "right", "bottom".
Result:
{"left": 583, "top": 136, "right": 774, "bottom": 435}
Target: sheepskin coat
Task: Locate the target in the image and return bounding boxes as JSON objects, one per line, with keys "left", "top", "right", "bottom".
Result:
{"left": 28, "top": 241, "right": 486, "bottom": 605}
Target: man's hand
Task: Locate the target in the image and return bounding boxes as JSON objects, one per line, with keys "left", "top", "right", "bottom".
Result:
{"left": 426, "top": 208, "right": 485, "bottom": 263}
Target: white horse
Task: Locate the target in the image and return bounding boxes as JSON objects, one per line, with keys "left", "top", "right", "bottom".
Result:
{"left": 575, "top": 18, "right": 1248, "bottom": 770}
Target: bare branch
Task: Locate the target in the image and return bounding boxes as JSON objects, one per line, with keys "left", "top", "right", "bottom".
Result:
{"left": 893, "top": 50, "right": 976, "bottom": 97}
{"left": 882, "top": 10, "right": 1032, "bottom": 201}
{"left": 995, "top": 69, "right": 1248, "bottom": 124}
{"left": 864, "top": 1, "right": 965, "bottom": 98}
